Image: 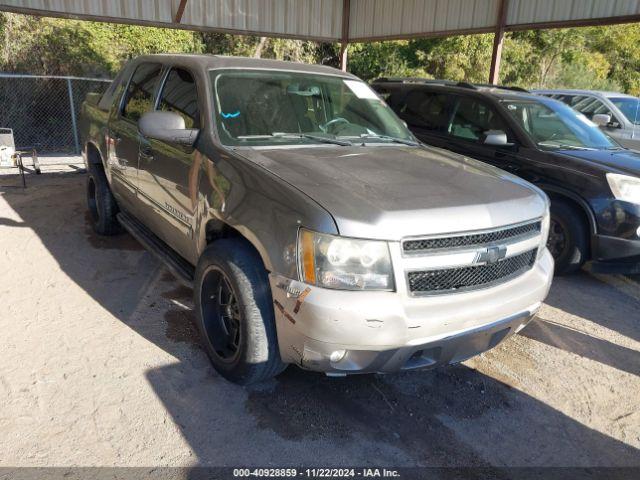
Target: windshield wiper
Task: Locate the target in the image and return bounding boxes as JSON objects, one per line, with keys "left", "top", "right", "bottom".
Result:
{"left": 352, "top": 134, "right": 419, "bottom": 146}
{"left": 236, "top": 133, "right": 352, "bottom": 146}
{"left": 538, "top": 143, "right": 596, "bottom": 151}
{"left": 272, "top": 132, "right": 353, "bottom": 146}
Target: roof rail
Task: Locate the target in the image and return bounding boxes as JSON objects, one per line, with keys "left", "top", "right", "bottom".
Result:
{"left": 455, "top": 82, "right": 478, "bottom": 90}
{"left": 372, "top": 77, "right": 482, "bottom": 91}
{"left": 472, "top": 83, "right": 529, "bottom": 93}
{"left": 371, "top": 78, "right": 528, "bottom": 93}
{"left": 373, "top": 77, "right": 458, "bottom": 86}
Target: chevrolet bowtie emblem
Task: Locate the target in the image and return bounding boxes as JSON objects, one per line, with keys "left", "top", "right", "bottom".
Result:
{"left": 476, "top": 245, "right": 508, "bottom": 265}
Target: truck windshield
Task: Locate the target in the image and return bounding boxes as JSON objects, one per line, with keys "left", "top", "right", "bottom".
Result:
{"left": 210, "top": 70, "right": 415, "bottom": 147}
{"left": 610, "top": 97, "right": 640, "bottom": 125}
{"left": 501, "top": 98, "right": 619, "bottom": 151}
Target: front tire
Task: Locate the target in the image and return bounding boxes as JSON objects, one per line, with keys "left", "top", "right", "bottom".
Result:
{"left": 194, "top": 239, "right": 285, "bottom": 385}
{"left": 547, "top": 199, "right": 589, "bottom": 275}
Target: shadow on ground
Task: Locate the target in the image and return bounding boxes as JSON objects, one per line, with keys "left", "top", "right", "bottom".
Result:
{"left": 543, "top": 272, "right": 640, "bottom": 343}
{"left": 2, "top": 171, "right": 639, "bottom": 468}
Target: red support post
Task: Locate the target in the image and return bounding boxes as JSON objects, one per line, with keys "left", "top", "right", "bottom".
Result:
{"left": 174, "top": 0, "right": 188, "bottom": 23}
{"left": 489, "top": 0, "right": 509, "bottom": 85}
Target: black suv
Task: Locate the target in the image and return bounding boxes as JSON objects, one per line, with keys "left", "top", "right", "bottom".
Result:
{"left": 372, "top": 78, "right": 640, "bottom": 275}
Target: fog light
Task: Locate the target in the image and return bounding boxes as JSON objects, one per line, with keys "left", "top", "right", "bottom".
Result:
{"left": 637, "top": 226, "right": 640, "bottom": 238}
{"left": 330, "top": 350, "right": 346, "bottom": 363}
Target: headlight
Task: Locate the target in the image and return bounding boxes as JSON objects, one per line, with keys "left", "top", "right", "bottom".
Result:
{"left": 298, "top": 229, "right": 394, "bottom": 291}
{"left": 539, "top": 203, "right": 551, "bottom": 259}
{"left": 607, "top": 173, "right": 640, "bottom": 204}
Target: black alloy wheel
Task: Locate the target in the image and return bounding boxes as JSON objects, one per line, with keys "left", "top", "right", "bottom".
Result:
{"left": 199, "top": 266, "right": 242, "bottom": 363}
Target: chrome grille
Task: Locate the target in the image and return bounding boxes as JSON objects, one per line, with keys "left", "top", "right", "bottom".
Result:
{"left": 407, "top": 249, "right": 537, "bottom": 295}
{"left": 403, "top": 221, "right": 541, "bottom": 253}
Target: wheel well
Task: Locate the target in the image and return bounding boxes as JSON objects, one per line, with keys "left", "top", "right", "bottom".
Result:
{"left": 545, "top": 191, "right": 593, "bottom": 254}
{"left": 205, "top": 220, "right": 243, "bottom": 245}
{"left": 545, "top": 192, "right": 593, "bottom": 233}
{"left": 204, "top": 220, "right": 271, "bottom": 270}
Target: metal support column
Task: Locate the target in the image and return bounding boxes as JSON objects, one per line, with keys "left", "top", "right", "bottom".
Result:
{"left": 340, "top": 0, "right": 350, "bottom": 72}
{"left": 67, "top": 78, "right": 80, "bottom": 155}
{"left": 489, "top": 0, "right": 509, "bottom": 85}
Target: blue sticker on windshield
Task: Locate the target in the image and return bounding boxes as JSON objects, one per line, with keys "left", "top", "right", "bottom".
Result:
{"left": 221, "top": 111, "right": 240, "bottom": 119}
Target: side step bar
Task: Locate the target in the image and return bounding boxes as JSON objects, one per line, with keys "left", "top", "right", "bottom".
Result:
{"left": 117, "top": 211, "right": 195, "bottom": 288}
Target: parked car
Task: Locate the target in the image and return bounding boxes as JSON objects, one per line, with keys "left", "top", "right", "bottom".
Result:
{"left": 534, "top": 89, "right": 640, "bottom": 151}
{"left": 81, "top": 56, "right": 553, "bottom": 384}
{"left": 372, "top": 79, "right": 640, "bottom": 275}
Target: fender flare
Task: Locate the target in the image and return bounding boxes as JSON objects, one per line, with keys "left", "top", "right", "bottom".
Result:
{"left": 85, "top": 141, "right": 107, "bottom": 170}
{"left": 538, "top": 183, "right": 597, "bottom": 235}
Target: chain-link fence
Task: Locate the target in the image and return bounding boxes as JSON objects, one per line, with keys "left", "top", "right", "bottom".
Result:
{"left": 0, "top": 74, "right": 112, "bottom": 154}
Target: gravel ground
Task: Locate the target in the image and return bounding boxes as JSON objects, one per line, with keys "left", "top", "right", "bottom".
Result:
{"left": 1, "top": 159, "right": 639, "bottom": 469}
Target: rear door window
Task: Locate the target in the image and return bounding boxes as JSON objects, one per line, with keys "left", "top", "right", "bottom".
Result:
{"left": 395, "top": 90, "right": 450, "bottom": 133}
{"left": 572, "top": 97, "right": 613, "bottom": 119}
{"left": 558, "top": 95, "right": 587, "bottom": 107}
{"left": 157, "top": 68, "right": 200, "bottom": 129}
{"left": 121, "top": 63, "right": 163, "bottom": 123}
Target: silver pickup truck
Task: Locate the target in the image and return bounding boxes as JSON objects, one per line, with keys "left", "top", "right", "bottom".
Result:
{"left": 81, "top": 55, "right": 553, "bottom": 384}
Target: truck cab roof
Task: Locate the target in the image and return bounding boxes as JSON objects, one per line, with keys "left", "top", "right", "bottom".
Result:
{"left": 125, "top": 54, "right": 358, "bottom": 79}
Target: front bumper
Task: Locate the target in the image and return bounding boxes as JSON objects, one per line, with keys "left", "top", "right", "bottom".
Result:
{"left": 592, "top": 199, "right": 640, "bottom": 273}
{"left": 269, "top": 249, "right": 554, "bottom": 374}
{"left": 591, "top": 234, "right": 640, "bottom": 274}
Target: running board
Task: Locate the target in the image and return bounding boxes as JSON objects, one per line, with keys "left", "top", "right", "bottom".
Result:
{"left": 117, "top": 211, "right": 195, "bottom": 288}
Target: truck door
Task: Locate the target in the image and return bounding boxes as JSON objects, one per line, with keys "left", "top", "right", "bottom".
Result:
{"left": 137, "top": 66, "right": 200, "bottom": 262}
{"left": 108, "top": 62, "right": 162, "bottom": 213}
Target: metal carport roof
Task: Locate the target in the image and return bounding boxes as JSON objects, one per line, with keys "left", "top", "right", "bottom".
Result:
{"left": 1, "top": 0, "right": 640, "bottom": 80}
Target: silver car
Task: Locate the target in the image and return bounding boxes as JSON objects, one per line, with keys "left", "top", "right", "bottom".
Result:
{"left": 534, "top": 89, "right": 640, "bottom": 150}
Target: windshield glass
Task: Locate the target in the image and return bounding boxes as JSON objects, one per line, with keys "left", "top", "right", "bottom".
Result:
{"left": 210, "top": 70, "right": 414, "bottom": 147}
{"left": 610, "top": 97, "right": 640, "bottom": 125}
{"left": 501, "top": 98, "right": 618, "bottom": 150}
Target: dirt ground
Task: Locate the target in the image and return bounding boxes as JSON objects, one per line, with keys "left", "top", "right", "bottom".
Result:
{"left": 1, "top": 158, "right": 639, "bottom": 468}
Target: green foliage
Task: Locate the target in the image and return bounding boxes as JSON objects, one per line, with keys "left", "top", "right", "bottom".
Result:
{"left": 1, "top": 12, "right": 639, "bottom": 95}
{"left": 403, "top": 35, "right": 495, "bottom": 83}
{"left": 0, "top": 13, "right": 201, "bottom": 77}
{"left": 347, "top": 41, "right": 430, "bottom": 81}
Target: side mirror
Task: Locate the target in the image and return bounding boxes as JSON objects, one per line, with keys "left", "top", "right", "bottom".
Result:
{"left": 483, "top": 130, "right": 510, "bottom": 146}
{"left": 139, "top": 111, "right": 199, "bottom": 146}
{"left": 592, "top": 113, "right": 612, "bottom": 127}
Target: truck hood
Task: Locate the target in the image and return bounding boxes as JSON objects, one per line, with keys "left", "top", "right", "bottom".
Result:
{"left": 237, "top": 145, "right": 546, "bottom": 240}
{"left": 554, "top": 148, "right": 640, "bottom": 176}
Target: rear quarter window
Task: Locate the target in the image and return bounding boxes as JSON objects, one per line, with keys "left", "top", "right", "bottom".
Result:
{"left": 395, "top": 89, "right": 450, "bottom": 132}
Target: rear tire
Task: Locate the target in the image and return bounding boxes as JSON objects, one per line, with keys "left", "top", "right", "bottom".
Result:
{"left": 87, "top": 164, "right": 121, "bottom": 236}
{"left": 194, "top": 239, "right": 286, "bottom": 385}
{"left": 548, "top": 199, "right": 589, "bottom": 275}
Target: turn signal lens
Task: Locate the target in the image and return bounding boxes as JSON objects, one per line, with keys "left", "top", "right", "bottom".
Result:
{"left": 300, "top": 229, "right": 316, "bottom": 284}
